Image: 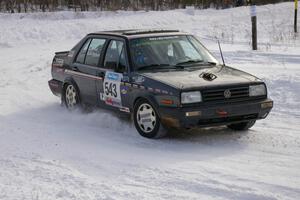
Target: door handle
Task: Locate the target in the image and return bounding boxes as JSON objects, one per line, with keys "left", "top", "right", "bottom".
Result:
{"left": 73, "top": 66, "right": 79, "bottom": 71}
{"left": 98, "top": 71, "right": 105, "bottom": 78}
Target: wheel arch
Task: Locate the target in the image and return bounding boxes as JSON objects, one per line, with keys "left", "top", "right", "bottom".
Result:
{"left": 132, "top": 95, "right": 167, "bottom": 139}
{"left": 132, "top": 95, "right": 161, "bottom": 118}
{"left": 61, "top": 77, "right": 81, "bottom": 104}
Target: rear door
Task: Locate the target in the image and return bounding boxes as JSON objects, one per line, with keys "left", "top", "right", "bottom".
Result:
{"left": 70, "top": 37, "right": 107, "bottom": 105}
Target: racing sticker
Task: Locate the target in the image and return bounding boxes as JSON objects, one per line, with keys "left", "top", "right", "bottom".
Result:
{"left": 103, "top": 71, "right": 123, "bottom": 107}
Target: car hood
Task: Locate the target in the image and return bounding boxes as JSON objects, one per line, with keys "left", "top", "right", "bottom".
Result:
{"left": 141, "top": 65, "right": 261, "bottom": 90}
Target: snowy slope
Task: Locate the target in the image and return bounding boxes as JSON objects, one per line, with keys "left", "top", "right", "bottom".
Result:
{"left": 0, "top": 2, "right": 300, "bottom": 200}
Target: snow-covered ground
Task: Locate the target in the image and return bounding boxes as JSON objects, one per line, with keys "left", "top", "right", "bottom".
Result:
{"left": 1, "top": 2, "right": 300, "bottom": 200}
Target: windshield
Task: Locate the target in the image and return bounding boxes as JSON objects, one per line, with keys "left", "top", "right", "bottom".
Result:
{"left": 129, "top": 35, "right": 219, "bottom": 71}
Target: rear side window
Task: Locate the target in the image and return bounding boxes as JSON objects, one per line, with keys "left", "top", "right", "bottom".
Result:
{"left": 75, "top": 38, "right": 106, "bottom": 66}
{"left": 85, "top": 38, "right": 106, "bottom": 66}
{"left": 76, "top": 39, "right": 91, "bottom": 64}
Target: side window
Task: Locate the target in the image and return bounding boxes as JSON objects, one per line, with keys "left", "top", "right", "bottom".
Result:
{"left": 85, "top": 38, "right": 106, "bottom": 66}
{"left": 104, "top": 40, "right": 127, "bottom": 72}
{"left": 75, "top": 39, "right": 91, "bottom": 64}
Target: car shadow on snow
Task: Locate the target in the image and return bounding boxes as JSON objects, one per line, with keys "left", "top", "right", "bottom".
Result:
{"left": 2, "top": 103, "right": 253, "bottom": 149}
{"left": 166, "top": 126, "right": 252, "bottom": 142}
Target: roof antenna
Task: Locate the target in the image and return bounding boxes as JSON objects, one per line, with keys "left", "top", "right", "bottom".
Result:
{"left": 216, "top": 37, "right": 226, "bottom": 66}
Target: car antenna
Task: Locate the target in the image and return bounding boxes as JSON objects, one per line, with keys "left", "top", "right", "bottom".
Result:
{"left": 216, "top": 37, "right": 226, "bottom": 66}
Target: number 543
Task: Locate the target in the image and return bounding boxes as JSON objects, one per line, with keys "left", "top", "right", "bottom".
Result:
{"left": 104, "top": 82, "right": 117, "bottom": 98}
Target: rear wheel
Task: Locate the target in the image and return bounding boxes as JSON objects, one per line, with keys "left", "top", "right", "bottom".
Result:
{"left": 63, "top": 84, "right": 80, "bottom": 110}
{"left": 133, "top": 99, "right": 166, "bottom": 139}
{"left": 227, "top": 120, "right": 256, "bottom": 131}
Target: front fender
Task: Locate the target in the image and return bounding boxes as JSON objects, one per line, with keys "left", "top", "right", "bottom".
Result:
{"left": 132, "top": 95, "right": 162, "bottom": 118}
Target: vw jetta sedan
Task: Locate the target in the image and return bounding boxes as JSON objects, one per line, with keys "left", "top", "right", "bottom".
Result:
{"left": 48, "top": 29, "right": 273, "bottom": 138}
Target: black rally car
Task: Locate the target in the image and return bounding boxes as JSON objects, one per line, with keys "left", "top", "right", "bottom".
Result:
{"left": 49, "top": 29, "right": 273, "bottom": 138}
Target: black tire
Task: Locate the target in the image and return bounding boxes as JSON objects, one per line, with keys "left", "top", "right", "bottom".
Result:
{"left": 227, "top": 120, "right": 256, "bottom": 131}
{"left": 63, "top": 83, "right": 80, "bottom": 110}
{"left": 133, "top": 99, "right": 167, "bottom": 139}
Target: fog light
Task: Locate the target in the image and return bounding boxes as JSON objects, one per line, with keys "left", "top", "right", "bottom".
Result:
{"left": 261, "top": 102, "right": 273, "bottom": 109}
{"left": 185, "top": 111, "right": 201, "bottom": 117}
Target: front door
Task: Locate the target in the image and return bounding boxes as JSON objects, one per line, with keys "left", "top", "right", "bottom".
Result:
{"left": 96, "top": 39, "right": 129, "bottom": 111}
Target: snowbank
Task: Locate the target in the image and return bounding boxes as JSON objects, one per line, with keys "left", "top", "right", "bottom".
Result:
{"left": 0, "top": 2, "right": 300, "bottom": 200}
{"left": 0, "top": 3, "right": 298, "bottom": 47}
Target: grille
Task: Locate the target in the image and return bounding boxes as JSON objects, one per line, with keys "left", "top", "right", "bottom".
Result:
{"left": 202, "top": 86, "right": 249, "bottom": 102}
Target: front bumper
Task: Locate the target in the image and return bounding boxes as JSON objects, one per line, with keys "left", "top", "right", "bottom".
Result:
{"left": 159, "top": 98, "right": 273, "bottom": 128}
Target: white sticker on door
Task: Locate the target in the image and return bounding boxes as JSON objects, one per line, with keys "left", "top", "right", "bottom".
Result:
{"left": 103, "top": 71, "right": 123, "bottom": 107}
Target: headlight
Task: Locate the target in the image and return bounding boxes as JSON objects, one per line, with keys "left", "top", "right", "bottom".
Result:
{"left": 181, "top": 91, "right": 202, "bottom": 104}
{"left": 249, "top": 84, "right": 266, "bottom": 96}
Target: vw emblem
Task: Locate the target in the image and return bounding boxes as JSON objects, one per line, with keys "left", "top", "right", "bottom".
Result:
{"left": 224, "top": 89, "right": 231, "bottom": 98}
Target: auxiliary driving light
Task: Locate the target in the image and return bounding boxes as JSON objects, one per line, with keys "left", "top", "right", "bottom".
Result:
{"left": 261, "top": 102, "right": 273, "bottom": 109}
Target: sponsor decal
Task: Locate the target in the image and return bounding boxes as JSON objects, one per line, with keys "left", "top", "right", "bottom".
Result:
{"left": 105, "top": 97, "right": 122, "bottom": 107}
{"left": 149, "top": 36, "right": 179, "bottom": 41}
{"left": 155, "top": 88, "right": 161, "bottom": 93}
{"left": 132, "top": 75, "right": 145, "bottom": 84}
{"left": 55, "top": 58, "right": 64, "bottom": 65}
{"left": 147, "top": 87, "right": 154, "bottom": 92}
{"left": 121, "top": 87, "right": 128, "bottom": 95}
{"left": 105, "top": 97, "right": 113, "bottom": 105}
{"left": 132, "top": 84, "right": 139, "bottom": 88}
{"left": 103, "top": 72, "right": 123, "bottom": 107}
{"left": 119, "top": 107, "right": 130, "bottom": 113}
{"left": 107, "top": 72, "right": 119, "bottom": 81}
{"left": 161, "top": 90, "right": 169, "bottom": 94}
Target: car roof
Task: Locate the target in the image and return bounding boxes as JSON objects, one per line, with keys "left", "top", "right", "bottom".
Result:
{"left": 87, "top": 29, "right": 189, "bottom": 39}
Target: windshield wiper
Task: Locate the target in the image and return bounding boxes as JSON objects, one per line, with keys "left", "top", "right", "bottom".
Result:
{"left": 137, "top": 63, "right": 187, "bottom": 71}
{"left": 137, "top": 61, "right": 208, "bottom": 71}
{"left": 204, "top": 61, "right": 218, "bottom": 66}
{"left": 137, "top": 64, "right": 170, "bottom": 71}
{"left": 175, "top": 59, "right": 203, "bottom": 66}
{"left": 176, "top": 60, "right": 218, "bottom": 69}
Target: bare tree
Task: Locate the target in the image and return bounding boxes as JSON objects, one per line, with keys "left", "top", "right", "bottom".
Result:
{"left": 0, "top": 0, "right": 292, "bottom": 13}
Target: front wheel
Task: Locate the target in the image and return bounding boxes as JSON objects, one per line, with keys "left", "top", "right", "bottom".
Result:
{"left": 227, "top": 120, "right": 256, "bottom": 131}
{"left": 133, "top": 99, "right": 166, "bottom": 139}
